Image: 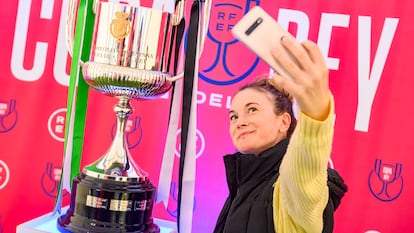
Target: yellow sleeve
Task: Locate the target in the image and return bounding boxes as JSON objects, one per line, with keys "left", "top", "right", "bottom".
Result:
{"left": 273, "top": 95, "right": 335, "bottom": 233}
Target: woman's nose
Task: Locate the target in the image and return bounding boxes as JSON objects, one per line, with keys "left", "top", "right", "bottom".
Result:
{"left": 236, "top": 116, "right": 249, "bottom": 128}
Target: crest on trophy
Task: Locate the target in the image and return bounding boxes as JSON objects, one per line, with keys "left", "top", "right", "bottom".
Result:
{"left": 110, "top": 12, "right": 131, "bottom": 40}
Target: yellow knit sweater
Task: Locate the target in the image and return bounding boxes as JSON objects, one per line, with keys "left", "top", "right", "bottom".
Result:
{"left": 273, "top": 97, "right": 335, "bottom": 233}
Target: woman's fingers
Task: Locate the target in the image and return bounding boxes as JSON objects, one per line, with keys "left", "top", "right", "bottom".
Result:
{"left": 300, "top": 40, "right": 329, "bottom": 84}
{"left": 271, "top": 38, "right": 331, "bottom": 120}
{"left": 270, "top": 70, "right": 302, "bottom": 103}
{"left": 270, "top": 37, "right": 303, "bottom": 81}
{"left": 301, "top": 40, "right": 326, "bottom": 67}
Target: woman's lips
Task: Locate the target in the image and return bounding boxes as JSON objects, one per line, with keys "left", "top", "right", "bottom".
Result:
{"left": 238, "top": 130, "right": 254, "bottom": 139}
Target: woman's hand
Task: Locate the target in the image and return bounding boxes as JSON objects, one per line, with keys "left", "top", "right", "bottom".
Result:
{"left": 270, "top": 37, "right": 331, "bottom": 121}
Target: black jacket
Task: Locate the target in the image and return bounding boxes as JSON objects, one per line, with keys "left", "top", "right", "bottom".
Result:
{"left": 213, "top": 139, "right": 347, "bottom": 233}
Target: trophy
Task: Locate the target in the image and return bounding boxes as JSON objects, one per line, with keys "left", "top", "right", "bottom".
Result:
{"left": 56, "top": 0, "right": 196, "bottom": 232}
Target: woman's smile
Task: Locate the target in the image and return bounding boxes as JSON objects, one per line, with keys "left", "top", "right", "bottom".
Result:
{"left": 237, "top": 130, "right": 255, "bottom": 140}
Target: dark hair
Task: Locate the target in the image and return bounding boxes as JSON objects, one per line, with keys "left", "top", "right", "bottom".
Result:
{"left": 235, "top": 77, "right": 297, "bottom": 138}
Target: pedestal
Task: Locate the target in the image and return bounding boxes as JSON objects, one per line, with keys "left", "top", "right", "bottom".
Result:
{"left": 17, "top": 207, "right": 176, "bottom": 233}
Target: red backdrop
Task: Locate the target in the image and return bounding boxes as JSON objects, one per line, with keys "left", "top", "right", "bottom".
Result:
{"left": 1, "top": 0, "right": 413, "bottom": 232}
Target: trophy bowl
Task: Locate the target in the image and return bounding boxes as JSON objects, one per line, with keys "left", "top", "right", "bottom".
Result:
{"left": 82, "top": 62, "right": 173, "bottom": 99}
{"left": 57, "top": 1, "right": 183, "bottom": 232}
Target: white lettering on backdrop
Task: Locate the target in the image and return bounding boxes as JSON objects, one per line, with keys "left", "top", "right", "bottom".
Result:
{"left": 11, "top": 0, "right": 52, "bottom": 81}
{"left": 356, "top": 17, "right": 399, "bottom": 132}
{"left": 9, "top": 4, "right": 399, "bottom": 132}
{"left": 54, "top": 0, "right": 71, "bottom": 86}
{"left": 277, "top": 9, "right": 399, "bottom": 132}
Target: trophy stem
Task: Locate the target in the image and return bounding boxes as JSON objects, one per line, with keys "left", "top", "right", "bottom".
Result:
{"left": 83, "top": 96, "right": 148, "bottom": 181}
{"left": 58, "top": 97, "right": 160, "bottom": 233}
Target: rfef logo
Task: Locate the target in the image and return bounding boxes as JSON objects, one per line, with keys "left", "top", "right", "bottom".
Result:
{"left": 48, "top": 108, "right": 66, "bottom": 142}
{"left": 199, "top": 1, "right": 261, "bottom": 86}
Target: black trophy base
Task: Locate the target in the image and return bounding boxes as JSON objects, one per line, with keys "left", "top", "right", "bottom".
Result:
{"left": 57, "top": 172, "right": 160, "bottom": 233}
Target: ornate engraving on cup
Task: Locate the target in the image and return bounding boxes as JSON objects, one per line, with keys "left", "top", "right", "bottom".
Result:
{"left": 83, "top": 2, "right": 175, "bottom": 99}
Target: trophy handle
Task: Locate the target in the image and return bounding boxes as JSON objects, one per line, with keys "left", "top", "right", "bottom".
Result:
{"left": 169, "top": 0, "right": 212, "bottom": 82}
{"left": 167, "top": 0, "right": 186, "bottom": 82}
{"left": 65, "top": 0, "right": 83, "bottom": 65}
{"left": 173, "top": 0, "right": 185, "bottom": 26}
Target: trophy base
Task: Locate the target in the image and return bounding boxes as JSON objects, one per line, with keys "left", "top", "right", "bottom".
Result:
{"left": 57, "top": 172, "right": 160, "bottom": 233}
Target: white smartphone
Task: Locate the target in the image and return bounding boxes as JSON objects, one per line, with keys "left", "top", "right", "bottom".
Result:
{"left": 231, "top": 6, "right": 298, "bottom": 79}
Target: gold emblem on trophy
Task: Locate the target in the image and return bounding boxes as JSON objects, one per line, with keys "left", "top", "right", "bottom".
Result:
{"left": 110, "top": 12, "right": 131, "bottom": 40}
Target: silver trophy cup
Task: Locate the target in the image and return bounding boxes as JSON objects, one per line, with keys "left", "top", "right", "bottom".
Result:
{"left": 58, "top": 0, "right": 186, "bottom": 232}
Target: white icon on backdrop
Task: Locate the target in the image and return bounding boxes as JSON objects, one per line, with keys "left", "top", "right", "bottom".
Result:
{"left": 0, "top": 160, "right": 10, "bottom": 190}
{"left": 175, "top": 129, "right": 205, "bottom": 159}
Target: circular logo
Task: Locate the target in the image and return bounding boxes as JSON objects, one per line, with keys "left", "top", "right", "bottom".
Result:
{"left": 48, "top": 108, "right": 67, "bottom": 142}
{"left": 0, "top": 160, "right": 10, "bottom": 190}
{"left": 175, "top": 129, "right": 205, "bottom": 159}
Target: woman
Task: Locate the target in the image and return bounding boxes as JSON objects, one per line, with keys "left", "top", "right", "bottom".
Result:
{"left": 213, "top": 37, "right": 347, "bottom": 233}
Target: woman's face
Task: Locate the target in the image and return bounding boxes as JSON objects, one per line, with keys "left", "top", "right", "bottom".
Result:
{"left": 229, "top": 88, "right": 291, "bottom": 155}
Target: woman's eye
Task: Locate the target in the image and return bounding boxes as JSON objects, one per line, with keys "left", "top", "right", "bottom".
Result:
{"left": 248, "top": 107, "right": 257, "bottom": 113}
{"left": 229, "top": 115, "right": 238, "bottom": 121}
